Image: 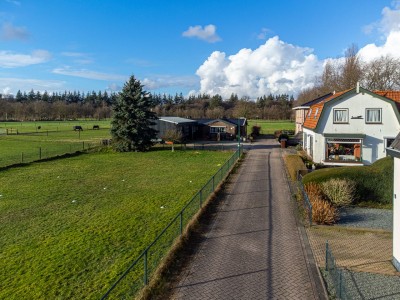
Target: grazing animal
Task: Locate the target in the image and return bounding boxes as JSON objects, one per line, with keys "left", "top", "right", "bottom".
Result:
{"left": 73, "top": 125, "right": 83, "bottom": 131}
{"left": 93, "top": 125, "right": 100, "bottom": 130}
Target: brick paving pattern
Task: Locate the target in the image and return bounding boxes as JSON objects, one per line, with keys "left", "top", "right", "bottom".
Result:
{"left": 171, "top": 139, "right": 320, "bottom": 299}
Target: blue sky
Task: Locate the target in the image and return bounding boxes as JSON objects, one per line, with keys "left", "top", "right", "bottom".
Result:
{"left": 1, "top": 0, "right": 399, "bottom": 98}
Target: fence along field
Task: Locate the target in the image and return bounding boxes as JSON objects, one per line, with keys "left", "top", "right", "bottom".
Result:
{"left": 0, "top": 148, "right": 233, "bottom": 298}
{"left": 0, "top": 120, "right": 111, "bottom": 167}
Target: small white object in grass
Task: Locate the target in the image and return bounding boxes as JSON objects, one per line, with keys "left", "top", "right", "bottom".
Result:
{"left": 122, "top": 179, "right": 125, "bottom": 182}
{"left": 72, "top": 200, "right": 77, "bottom": 203}
{"left": 217, "top": 163, "right": 221, "bottom": 166}
{"left": 189, "top": 180, "right": 192, "bottom": 183}
{"left": 0, "top": 194, "right": 3, "bottom": 197}
{"left": 160, "top": 206, "right": 165, "bottom": 209}
{"left": 57, "top": 176, "right": 60, "bottom": 178}
{"left": 103, "top": 187, "right": 107, "bottom": 190}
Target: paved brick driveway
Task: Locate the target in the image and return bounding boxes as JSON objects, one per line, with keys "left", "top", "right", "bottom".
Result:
{"left": 170, "top": 139, "right": 325, "bottom": 299}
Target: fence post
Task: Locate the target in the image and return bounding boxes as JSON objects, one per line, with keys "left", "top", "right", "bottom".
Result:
{"left": 212, "top": 175, "right": 215, "bottom": 191}
{"left": 21, "top": 152, "right": 24, "bottom": 163}
{"left": 39, "top": 147, "right": 42, "bottom": 160}
{"left": 325, "top": 240, "right": 329, "bottom": 271}
{"left": 144, "top": 250, "right": 148, "bottom": 285}
{"left": 82, "top": 141, "right": 85, "bottom": 150}
{"left": 339, "top": 269, "right": 343, "bottom": 299}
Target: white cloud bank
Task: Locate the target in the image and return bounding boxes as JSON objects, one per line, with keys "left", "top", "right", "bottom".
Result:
{"left": 0, "top": 50, "right": 51, "bottom": 68}
{"left": 196, "top": 3, "right": 400, "bottom": 98}
{"left": 0, "top": 77, "right": 65, "bottom": 95}
{"left": 182, "top": 24, "right": 221, "bottom": 43}
{"left": 196, "top": 36, "right": 321, "bottom": 98}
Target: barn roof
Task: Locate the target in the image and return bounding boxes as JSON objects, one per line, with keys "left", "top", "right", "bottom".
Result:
{"left": 158, "top": 116, "right": 197, "bottom": 124}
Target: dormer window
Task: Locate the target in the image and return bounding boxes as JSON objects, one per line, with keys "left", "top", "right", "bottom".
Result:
{"left": 308, "top": 108, "right": 312, "bottom": 117}
{"left": 314, "top": 108, "right": 319, "bottom": 119}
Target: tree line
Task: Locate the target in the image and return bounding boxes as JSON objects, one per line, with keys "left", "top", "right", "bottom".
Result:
{"left": 296, "top": 45, "right": 400, "bottom": 104}
{"left": 0, "top": 89, "right": 295, "bottom": 121}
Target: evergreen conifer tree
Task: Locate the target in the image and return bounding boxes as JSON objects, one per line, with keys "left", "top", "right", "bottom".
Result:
{"left": 111, "top": 75, "right": 157, "bottom": 152}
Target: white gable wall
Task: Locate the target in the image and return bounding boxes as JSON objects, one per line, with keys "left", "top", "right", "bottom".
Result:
{"left": 394, "top": 157, "right": 400, "bottom": 271}
{"left": 314, "top": 92, "right": 400, "bottom": 164}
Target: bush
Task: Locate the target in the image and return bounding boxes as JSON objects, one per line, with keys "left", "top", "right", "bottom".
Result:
{"left": 283, "top": 154, "right": 307, "bottom": 181}
{"left": 302, "top": 156, "right": 394, "bottom": 204}
{"left": 321, "top": 178, "right": 356, "bottom": 207}
{"left": 304, "top": 182, "right": 338, "bottom": 225}
{"left": 311, "top": 197, "right": 339, "bottom": 225}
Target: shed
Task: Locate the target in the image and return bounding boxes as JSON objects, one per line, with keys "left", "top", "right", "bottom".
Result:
{"left": 154, "top": 117, "right": 198, "bottom": 141}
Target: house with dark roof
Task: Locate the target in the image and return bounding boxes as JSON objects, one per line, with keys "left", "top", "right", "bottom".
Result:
{"left": 196, "top": 118, "right": 247, "bottom": 141}
{"left": 154, "top": 117, "right": 247, "bottom": 141}
{"left": 386, "top": 132, "right": 400, "bottom": 271}
{"left": 292, "top": 93, "right": 333, "bottom": 134}
{"left": 301, "top": 84, "right": 400, "bottom": 165}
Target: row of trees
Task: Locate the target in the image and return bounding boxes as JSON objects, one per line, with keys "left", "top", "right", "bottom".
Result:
{"left": 0, "top": 91, "right": 295, "bottom": 121}
{"left": 296, "top": 46, "right": 400, "bottom": 104}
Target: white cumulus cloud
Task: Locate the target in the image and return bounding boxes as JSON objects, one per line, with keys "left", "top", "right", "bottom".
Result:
{"left": 0, "top": 50, "right": 51, "bottom": 68}
{"left": 359, "top": 3, "right": 400, "bottom": 61}
{"left": 196, "top": 36, "right": 321, "bottom": 98}
{"left": 182, "top": 24, "right": 221, "bottom": 43}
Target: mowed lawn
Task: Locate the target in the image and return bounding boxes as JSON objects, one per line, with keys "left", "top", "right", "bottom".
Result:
{"left": 0, "top": 149, "right": 233, "bottom": 299}
{"left": 247, "top": 119, "right": 295, "bottom": 134}
{"left": 0, "top": 120, "right": 112, "bottom": 167}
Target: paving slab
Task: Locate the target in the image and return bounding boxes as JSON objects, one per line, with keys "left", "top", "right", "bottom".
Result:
{"left": 170, "top": 139, "right": 325, "bottom": 299}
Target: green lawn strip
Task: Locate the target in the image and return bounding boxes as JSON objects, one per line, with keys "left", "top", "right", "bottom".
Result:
{"left": 247, "top": 119, "right": 295, "bottom": 134}
{"left": 0, "top": 150, "right": 232, "bottom": 299}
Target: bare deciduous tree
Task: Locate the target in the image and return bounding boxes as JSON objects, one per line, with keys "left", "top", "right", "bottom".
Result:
{"left": 362, "top": 55, "right": 400, "bottom": 90}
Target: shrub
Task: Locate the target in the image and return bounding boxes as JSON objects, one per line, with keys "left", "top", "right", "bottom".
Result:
{"left": 283, "top": 154, "right": 307, "bottom": 181}
{"left": 304, "top": 182, "right": 338, "bottom": 224}
{"left": 321, "top": 178, "right": 356, "bottom": 207}
{"left": 311, "top": 197, "right": 338, "bottom": 225}
{"left": 302, "top": 156, "right": 394, "bottom": 204}
{"left": 304, "top": 182, "right": 324, "bottom": 201}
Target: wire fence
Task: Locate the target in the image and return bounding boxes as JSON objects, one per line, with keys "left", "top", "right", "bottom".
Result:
{"left": 325, "top": 241, "right": 352, "bottom": 300}
{"left": 297, "top": 170, "right": 313, "bottom": 225}
{"left": 0, "top": 142, "right": 96, "bottom": 168}
{"left": 101, "top": 148, "right": 242, "bottom": 299}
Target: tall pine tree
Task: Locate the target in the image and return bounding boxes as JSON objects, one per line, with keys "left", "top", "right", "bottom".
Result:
{"left": 111, "top": 75, "right": 157, "bottom": 152}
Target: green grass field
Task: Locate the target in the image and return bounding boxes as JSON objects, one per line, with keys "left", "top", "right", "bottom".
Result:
{"left": 247, "top": 119, "right": 295, "bottom": 134}
{"left": 0, "top": 120, "right": 112, "bottom": 167}
{"left": 0, "top": 149, "right": 233, "bottom": 299}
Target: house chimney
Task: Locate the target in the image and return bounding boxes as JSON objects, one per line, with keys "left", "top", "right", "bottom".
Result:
{"left": 356, "top": 82, "right": 360, "bottom": 93}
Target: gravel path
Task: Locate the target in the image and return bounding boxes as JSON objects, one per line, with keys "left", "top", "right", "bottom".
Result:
{"left": 336, "top": 207, "right": 393, "bottom": 231}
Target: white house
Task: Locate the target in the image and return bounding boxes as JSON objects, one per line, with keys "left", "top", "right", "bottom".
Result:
{"left": 301, "top": 85, "right": 400, "bottom": 166}
{"left": 386, "top": 133, "right": 400, "bottom": 271}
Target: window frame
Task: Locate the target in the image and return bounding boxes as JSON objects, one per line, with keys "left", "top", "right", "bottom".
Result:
{"left": 210, "top": 126, "right": 226, "bottom": 133}
{"left": 365, "top": 108, "right": 382, "bottom": 124}
{"left": 333, "top": 108, "right": 349, "bottom": 124}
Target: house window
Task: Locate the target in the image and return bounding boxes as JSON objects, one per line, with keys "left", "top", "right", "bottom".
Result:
{"left": 366, "top": 108, "right": 382, "bottom": 124}
{"left": 384, "top": 137, "right": 395, "bottom": 152}
{"left": 308, "top": 109, "right": 312, "bottom": 117}
{"left": 325, "top": 138, "right": 363, "bottom": 162}
{"left": 210, "top": 126, "right": 226, "bottom": 133}
{"left": 314, "top": 108, "right": 319, "bottom": 119}
{"left": 333, "top": 109, "right": 349, "bottom": 123}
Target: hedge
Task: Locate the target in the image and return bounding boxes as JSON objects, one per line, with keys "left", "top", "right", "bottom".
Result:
{"left": 283, "top": 154, "right": 307, "bottom": 181}
{"left": 302, "top": 156, "right": 394, "bottom": 204}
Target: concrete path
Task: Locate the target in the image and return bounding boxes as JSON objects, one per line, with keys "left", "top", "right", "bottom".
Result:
{"left": 170, "top": 138, "right": 325, "bottom": 299}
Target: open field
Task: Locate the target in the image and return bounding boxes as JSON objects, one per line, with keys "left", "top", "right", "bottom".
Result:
{"left": 247, "top": 119, "right": 295, "bottom": 134}
{"left": 0, "top": 149, "right": 233, "bottom": 299}
{"left": 0, "top": 120, "right": 112, "bottom": 167}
